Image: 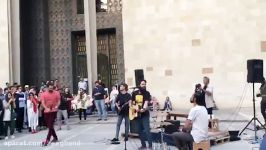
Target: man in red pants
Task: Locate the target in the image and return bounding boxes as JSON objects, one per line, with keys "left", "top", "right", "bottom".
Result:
{"left": 41, "top": 82, "right": 61, "bottom": 146}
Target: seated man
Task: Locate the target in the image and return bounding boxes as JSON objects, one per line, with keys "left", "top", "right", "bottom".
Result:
{"left": 171, "top": 92, "right": 208, "bottom": 150}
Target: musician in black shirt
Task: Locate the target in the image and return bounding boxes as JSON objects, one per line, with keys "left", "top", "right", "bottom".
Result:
{"left": 132, "top": 80, "right": 152, "bottom": 150}
{"left": 111, "top": 83, "right": 131, "bottom": 142}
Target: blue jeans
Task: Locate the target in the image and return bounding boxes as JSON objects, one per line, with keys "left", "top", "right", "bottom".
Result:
{"left": 137, "top": 114, "right": 152, "bottom": 147}
{"left": 115, "top": 115, "right": 129, "bottom": 139}
{"left": 111, "top": 103, "right": 116, "bottom": 113}
{"left": 94, "top": 99, "right": 107, "bottom": 119}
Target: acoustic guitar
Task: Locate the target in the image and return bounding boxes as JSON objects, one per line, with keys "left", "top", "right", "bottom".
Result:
{"left": 129, "top": 104, "right": 140, "bottom": 120}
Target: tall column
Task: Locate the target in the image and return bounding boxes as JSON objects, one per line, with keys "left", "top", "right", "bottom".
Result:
{"left": 9, "top": 0, "right": 21, "bottom": 84}
{"left": 0, "top": 0, "right": 10, "bottom": 87}
{"left": 84, "top": 0, "right": 98, "bottom": 95}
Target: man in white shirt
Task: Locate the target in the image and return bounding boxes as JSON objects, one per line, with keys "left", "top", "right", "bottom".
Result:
{"left": 172, "top": 92, "right": 209, "bottom": 150}
{"left": 202, "top": 76, "right": 214, "bottom": 118}
{"left": 78, "top": 78, "right": 88, "bottom": 93}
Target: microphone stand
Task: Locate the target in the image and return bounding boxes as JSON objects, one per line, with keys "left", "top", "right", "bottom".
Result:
{"left": 124, "top": 116, "right": 128, "bottom": 150}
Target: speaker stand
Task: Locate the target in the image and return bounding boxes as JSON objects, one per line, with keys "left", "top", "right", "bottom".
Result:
{"left": 239, "top": 83, "right": 266, "bottom": 140}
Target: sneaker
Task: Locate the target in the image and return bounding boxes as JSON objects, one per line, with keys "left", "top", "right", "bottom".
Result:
{"left": 97, "top": 119, "right": 102, "bottom": 121}
{"left": 104, "top": 119, "right": 108, "bottom": 121}
{"left": 4, "top": 136, "right": 8, "bottom": 140}
{"left": 111, "top": 138, "right": 119, "bottom": 142}
{"left": 42, "top": 140, "right": 49, "bottom": 146}
{"left": 138, "top": 146, "right": 146, "bottom": 150}
{"left": 51, "top": 138, "right": 58, "bottom": 143}
{"left": 11, "top": 135, "right": 15, "bottom": 139}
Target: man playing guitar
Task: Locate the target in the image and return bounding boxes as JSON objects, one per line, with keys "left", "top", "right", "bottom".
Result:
{"left": 131, "top": 80, "right": 152, "bottom": 150}
{"left": 111, "top": 83, "right": 131, "bottom": 142}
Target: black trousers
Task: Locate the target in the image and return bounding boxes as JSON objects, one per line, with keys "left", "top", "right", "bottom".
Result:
{"left": 78, "top": 109, "right": 87, "bottom": 120}
{"left": 0, "top": 116, "right": 4, "bottom": 136}
{"left": 16, "top": 108, "right": 24, "bottom": 131}
{"left": 3, "top": 121, "right": 15, "bottom": 136}
{"left": 261, "top": 99, "right": 266, "bottom": 122}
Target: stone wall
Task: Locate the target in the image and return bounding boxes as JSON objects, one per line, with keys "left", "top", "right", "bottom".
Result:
{"left": 0, "top": 0, "right": 10, "bottom": 87}
{"left": 123, "top": 0, "right": 266, "bottom": 109}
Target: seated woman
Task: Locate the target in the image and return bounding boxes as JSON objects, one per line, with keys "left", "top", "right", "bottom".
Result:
{"left": 171, "top": 92, "right": 209, "bottom": 150}
{"left": 163, "top": 96, "right": 173, "bottom": 111}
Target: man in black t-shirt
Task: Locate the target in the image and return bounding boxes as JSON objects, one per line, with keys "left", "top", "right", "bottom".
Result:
{"left": 111, "top": 83, "right": 131, "bottom": 142}
{"left": 132, "top": 80, "right": 152, "bottom": 150}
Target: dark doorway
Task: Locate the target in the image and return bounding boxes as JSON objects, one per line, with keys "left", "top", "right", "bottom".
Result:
{"left": 97, "top": 28, "right": 118, "bottom": 89}
{"left": 20, "top": 0, "right": 50, "bottom": 86}
{"left": 72, "top": 31, "right": 88, "bottom": 94}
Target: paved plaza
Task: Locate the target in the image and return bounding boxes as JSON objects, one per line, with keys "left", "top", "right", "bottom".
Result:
{"left": 0, "top": 105, "right": 265, "bottom": 150}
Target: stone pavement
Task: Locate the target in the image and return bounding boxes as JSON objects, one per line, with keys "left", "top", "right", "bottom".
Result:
{"left": 0, "top": 105, "right": 265, "bottom": 150}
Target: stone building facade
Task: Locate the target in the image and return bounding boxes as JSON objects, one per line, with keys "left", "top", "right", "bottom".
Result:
{"left": 123, "top": 0, "right": 266, "bottom": 109}
{"left": 18, "top": 0, "right": 124, "bottom": 92}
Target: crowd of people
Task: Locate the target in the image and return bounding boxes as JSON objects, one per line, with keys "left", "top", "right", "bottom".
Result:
{"left": 0, "top": 80, "right": 70, "bottom": 141}
{"left": 0, "top": 75, "right": 220, "bottom": 150}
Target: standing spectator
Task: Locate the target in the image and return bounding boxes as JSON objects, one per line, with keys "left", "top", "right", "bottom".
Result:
{"left": 40, "top": 81, "right": 46, "bottom": 92}
{"left": 15, "top": 85, "right": 26, "bottom": 133}
{"left": 0, "top": 88, "right": 4, "bottom": 139}
{"left": 202, "top": 76, "right": 215, "bottom": 119}
{"left": 5, "top": 82, "right": 9, "bottom": 90}
{"left": 150, "top": 96, "right": 159, "bottom": 111}
{"left": 98, "top": 79, "right": 106, "bottom": 88}
{"left": 93, "top": 81, "right": 107, "bottom": 121}
{"left": 24, "top": 85, "right": 30, "bottom": 130}
{"left": 4, "top": 88, "right": 8, "bottom": 95}
{"left": 50, "top": 80, "right": 54, "bottom": 86}
{"left": 110, "top": 85, "right": 119, "bottom": 113}
{"left": 66, "top": 89, "right": 74, "bottom": 118}
{"left": 10, "top": 86, "right": 17, "bottom": 95}
{"left": 24, "top": 85, "right": 30, "bottom": 98}
{"left": 74, "top": 88, "right": 88, "bottom": 122}
{"left": 57, "top": 88, "right": 72, "bottom": 130}
{"left": 38, "top": 90, "right": 45, "bottom": 130}
{"left": 41, "top": 83, "right": 60, "bottom": 146}
{"left": 27, "top": 93, "right": 38, "bottom": 134}
{"left": 163, "top": 96, "right": 173, "bottom": 111}
{"left": 3, "top": 92, "right": 16, "bottom": 140}
{"left": 78, "top": 77, "right": 87, "bottom": 93}
{"left": 54, "top": 79, "right": 61, "bottom": 91}
{"left": 0, "top": 88, "right": 4, "bottom": 102}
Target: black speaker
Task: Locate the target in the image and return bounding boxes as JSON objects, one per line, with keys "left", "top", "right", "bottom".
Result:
{"left": 134, "top": 69, "right": 144, "bottom": 87}
{"left": 247, "top": 59, "right": 264, "bottom": 83}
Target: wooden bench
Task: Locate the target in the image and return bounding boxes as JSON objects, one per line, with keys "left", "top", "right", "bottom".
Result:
{"left": 166, "top": 112, "right": 188, "bottom": 120}
{"left": 193, "top": 141, "right": 210, "bottom": 150}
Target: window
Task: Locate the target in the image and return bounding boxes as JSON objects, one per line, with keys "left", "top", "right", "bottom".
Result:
{"left": 77, "top": 0, "right": 84, "bottom": 14}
